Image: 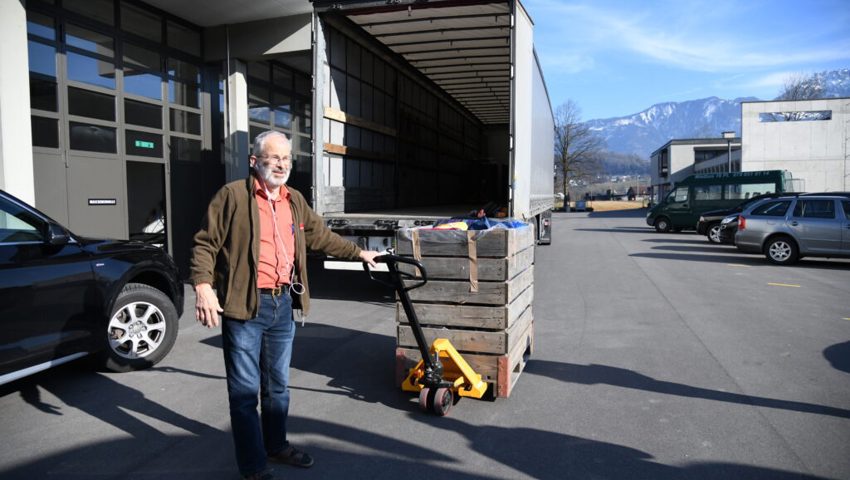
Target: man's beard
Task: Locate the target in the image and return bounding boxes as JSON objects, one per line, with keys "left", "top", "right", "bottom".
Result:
{"left": 255, "top": 162, "right": 290, "bottom": 188}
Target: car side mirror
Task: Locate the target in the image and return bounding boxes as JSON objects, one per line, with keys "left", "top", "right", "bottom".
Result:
{"left": 46, "top": 223, "right": 71, "bottom": 246}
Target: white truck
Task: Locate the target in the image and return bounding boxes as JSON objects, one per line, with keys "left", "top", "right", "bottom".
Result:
{"left": 310, "top": 0, "right": 554, "bottom": 266}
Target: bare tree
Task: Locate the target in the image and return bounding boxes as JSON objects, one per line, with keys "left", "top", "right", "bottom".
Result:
{"left": 774, "top": 73, "right": 828, "bottom": 121}
{"left": 554, "top": 100, "right": 606, "bottom": 201}
{"left": 777, "top": 72, "right": 823, "bottom": 101}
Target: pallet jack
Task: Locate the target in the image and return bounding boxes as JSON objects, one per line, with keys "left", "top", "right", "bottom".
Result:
{"left": 366, "top": 253, "right": 488, "bottom": 416}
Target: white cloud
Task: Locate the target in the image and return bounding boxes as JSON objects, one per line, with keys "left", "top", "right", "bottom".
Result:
{"left": 526, "top": 0, "right": 850, "bottom": 73}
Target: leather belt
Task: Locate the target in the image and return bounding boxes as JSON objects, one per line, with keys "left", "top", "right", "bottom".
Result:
{"left": 259, "top": 285, "right": 290, "bottom": 296}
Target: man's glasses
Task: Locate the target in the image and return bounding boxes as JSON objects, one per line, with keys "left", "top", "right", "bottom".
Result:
{"left": 257, "top": 155, "right": 292, "bottom": 164}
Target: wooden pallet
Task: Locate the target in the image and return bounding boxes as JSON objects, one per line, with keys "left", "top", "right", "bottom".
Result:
{"left": 395, "top": 320, "right": 534, "bottom": 398}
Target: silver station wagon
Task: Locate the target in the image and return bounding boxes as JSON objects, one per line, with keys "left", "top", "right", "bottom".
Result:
{"left": 735, "top": 194, "right": 850, "bottom": 265}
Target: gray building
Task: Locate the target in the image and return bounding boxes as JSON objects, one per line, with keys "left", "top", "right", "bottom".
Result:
{"left": 0, "top": 0, "right": 316, "bottom": 274}
{"left": 649, "top": 137, "right": 741, "bottom": 203}
{"left": 741, "top": 97, "right": 850, "bottom": 192}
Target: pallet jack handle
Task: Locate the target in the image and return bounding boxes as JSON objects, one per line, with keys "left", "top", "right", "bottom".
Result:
{"left": 364, "top": 253, "right": 440, "bottom": 377}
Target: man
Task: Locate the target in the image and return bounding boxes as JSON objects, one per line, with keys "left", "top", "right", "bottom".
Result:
{"left": 191, "top": 130, "right": 380, "bottom": 480}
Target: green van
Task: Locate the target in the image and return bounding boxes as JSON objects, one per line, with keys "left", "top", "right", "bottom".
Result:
{"left": 646, "top": 170, "right": 792, "bottom": 232}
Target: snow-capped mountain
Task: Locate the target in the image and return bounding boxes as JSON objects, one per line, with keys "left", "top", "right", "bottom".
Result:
{"left": 585, "top": 69, "right": 850, "bottom": 159}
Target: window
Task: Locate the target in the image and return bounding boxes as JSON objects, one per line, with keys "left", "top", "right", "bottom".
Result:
{"left": 0, "top": 197, "right": 44, "bottom": 243}
{"left": 66, "top": 23, "right": 114, "bottom": 57}
{"left": 125, "top": 130, "right": 163, "bottom": 157}
{"left": 725, "top": 183, "right": 777, "bottom": 201}
{"left": 751, "top": 200, "right": 791, "bottom": 217}
{"left": 31, "top": 116, "right": 59, "bottom": 148}
{"left": 694, "top": 185, "right": 722, "bottom": 201}
{"left": 793, "top": 200, "right": 835, "bottom": 219}
{"left": 67, "top": 52, "right": 115, "bottom": 89}
{"left": 843, "top": 201, "right": 850, "bottom": 219}
{"left": 121, "top": 1, "right": 161, "bottom": 42}
{"left": 169, "top": 109, "right": 201, "bottom": 135}
{"left": 68, "top": 87, "right": 115, "bottom": 121}
{"left": 125, "top": 99, "right": 162, "bottom": 128}
{"left": 673, "top": 187, "right": 688, "bottom": 203}
{"left": 759, "top": 111, "right": 832, "bottom": 122}
{"left": 69, "top": 122, "right": 116, "bottom": 153}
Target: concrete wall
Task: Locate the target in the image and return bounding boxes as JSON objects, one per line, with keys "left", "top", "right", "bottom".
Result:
{"left": 742, "top": 98, "right": 850, "bottom": 192}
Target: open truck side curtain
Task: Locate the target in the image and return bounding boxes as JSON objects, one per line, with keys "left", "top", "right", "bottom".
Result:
{"left": 645, "top": 170, "right": 794, "bottom": 233}
{"left": 310, "top": 0, "right": 554, "bottom": 266}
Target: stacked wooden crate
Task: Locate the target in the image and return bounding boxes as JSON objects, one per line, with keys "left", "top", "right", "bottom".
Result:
{"left": 394, "top": 224, "right": 535, "bottom": 398}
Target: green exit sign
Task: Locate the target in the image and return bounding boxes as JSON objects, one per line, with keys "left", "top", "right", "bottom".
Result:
{"left": 135, "top": 140, "right": 155, "bottom": 149}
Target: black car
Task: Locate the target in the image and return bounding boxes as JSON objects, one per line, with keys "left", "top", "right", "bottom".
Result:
{"left": 697, "top": 193, "right": 782, "bottom": 244}
{"left": 0, "top": 189, "right": 184, "bottom": 385}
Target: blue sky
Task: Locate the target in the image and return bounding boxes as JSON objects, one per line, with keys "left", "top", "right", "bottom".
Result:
{"left": 524, "top": 0, "right": 850, "bottom": 120}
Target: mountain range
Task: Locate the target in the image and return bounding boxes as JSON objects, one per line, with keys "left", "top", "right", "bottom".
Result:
{"left": 585, "top": 69, "right": 850, "bottom": 164}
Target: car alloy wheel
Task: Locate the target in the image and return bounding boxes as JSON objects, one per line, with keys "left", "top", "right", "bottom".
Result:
{"left": 102, "top": 283, "right": 178, "bottom": 372}
{"left": 707, "top": 224, "right": 722, "bottom": 243}
{"left": 765, "top": 237, "right": 798, "bottom": 265}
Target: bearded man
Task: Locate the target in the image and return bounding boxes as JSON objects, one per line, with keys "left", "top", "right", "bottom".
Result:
{"left": 190, "top": 130, "right": 379, "bottom": 480}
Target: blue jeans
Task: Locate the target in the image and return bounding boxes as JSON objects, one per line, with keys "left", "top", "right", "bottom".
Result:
{"left": 223, "top": 292, "right": 295, "bottom": 476}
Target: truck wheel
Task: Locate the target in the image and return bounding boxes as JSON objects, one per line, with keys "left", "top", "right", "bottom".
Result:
{"left": 654, "top": 217, "right": 672, "bottom": 233}
{"left": 765, "top": 236, "right": 799, "bottom": 265}
{"left": 707, "top": 223, "right": 722, "bottom": 243}
{"left": 99, "top": 283, "right": 179, "bottom": 372}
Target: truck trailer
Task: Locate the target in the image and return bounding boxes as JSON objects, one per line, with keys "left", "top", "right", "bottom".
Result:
{"left": 310, "top": 0, "right": 554, "bottom": 265}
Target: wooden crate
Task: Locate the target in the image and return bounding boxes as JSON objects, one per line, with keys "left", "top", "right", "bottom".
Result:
{"left": 395, "top": 320, "right": 534, "bottom": 398}
{"left": 393, "top": 224, "right": 536, "bottom": 399}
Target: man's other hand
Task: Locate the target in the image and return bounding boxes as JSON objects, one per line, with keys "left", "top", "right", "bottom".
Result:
{"left": 195, "top": 283, "right": 223, "bottom": 328}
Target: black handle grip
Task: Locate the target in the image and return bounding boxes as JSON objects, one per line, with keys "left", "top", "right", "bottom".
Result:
{"left": 364, "top": 253, "right": 428, "bottom": 290}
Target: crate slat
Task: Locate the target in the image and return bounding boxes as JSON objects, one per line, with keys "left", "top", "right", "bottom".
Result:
{"left": 396, "top": 246, "right": 533, "bottom": 281}
{"left": 404, "top": 265, "right": 533, "bottom": 305}
{"left": 396, "top": 225, "right": 533, "bottom": 258}
{"left": 396, "top": 283, "right": 533, "bottom": 330}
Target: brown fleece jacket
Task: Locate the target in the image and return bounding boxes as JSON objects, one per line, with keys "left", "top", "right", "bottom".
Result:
{"left": 190, "top": 176, "right": 361, "bottom": 320}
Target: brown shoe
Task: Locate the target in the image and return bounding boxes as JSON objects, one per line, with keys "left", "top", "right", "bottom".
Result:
{"left": 268, "top": 445, "right": 314, "bottom": 468}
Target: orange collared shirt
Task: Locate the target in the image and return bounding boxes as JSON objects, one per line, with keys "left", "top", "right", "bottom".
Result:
{"left": 254, "top": 179, "right": 296, "bottom": 288}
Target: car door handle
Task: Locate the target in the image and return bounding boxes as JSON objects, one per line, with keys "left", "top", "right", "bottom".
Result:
{"left": 790, "top": 221, "right": 799, "bottom": 226}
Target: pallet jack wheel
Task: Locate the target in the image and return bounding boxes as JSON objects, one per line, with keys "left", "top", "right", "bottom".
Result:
{"left": 431, "top": 387, "right": 453, "bottom": 416}
{"left": 419, "top": 387, "right": 431, "bottom": 412}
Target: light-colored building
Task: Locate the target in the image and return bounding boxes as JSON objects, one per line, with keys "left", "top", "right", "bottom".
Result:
{"left": 649, "top": 137, "right": 741, "bottom": 203}
{"left": 741, "top": 98, "right": 850, "bottom": 192}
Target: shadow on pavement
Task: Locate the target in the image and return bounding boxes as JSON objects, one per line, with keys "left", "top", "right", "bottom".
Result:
{"left": 400, "top": 413, "right": 830, "bottom": 480}
{"left": 575, "top": 228, "right": 654, "bottom": 234}
{"left": 524, "top": 360, "right": 850, "bottom": 420}
{"left": 643, "top": 238, "right": 714, "bottom": 245}
{"left": 651, "top": 245, "right": 744, "bottom": 255}
{"left": 823, "top": 341, "right": 850, "bottom": 375}
{"left": 200, "top": 322, "right": 409, "bottom": 412}
{"left": 630, "top": 252, "right": 849, "bottom": 270}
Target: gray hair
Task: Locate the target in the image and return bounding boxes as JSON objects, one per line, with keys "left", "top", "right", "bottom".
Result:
{"left": 252, "top": 130, "right": 290, "bottom": 157}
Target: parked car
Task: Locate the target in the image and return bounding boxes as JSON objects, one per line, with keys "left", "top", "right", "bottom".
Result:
{"left": 735, "top": 194, "right": 850, "bottom": 265}
{"left": 697, "top": 193, "right": 782, "bottom": 244}
{"left": 718, "top": 193, "right": 850, "bottom": 245}
{"left": 0, "top": 189, "right": 184, "bottom": 385}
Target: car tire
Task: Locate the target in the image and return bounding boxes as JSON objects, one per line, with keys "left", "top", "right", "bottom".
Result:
{"left": 764, "top": 236, "right": 799, "bottom": 265}
{"left": 707, "top": 223, "right": 722, "bottom": 244}
{"left": 99, "top": 283, "right": 179, "bottom": 372}
{"left": 654, "top": 217, "right": 672, "bottom": 233}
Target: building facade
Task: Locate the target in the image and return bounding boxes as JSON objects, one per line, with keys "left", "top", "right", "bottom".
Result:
{"left": 741, "top": 98, "right": 850, "bottom": 193}
{"left": 649, "top": 137, "right": 741, "bottom": 203}
{"left": 0, "top": 0, "right": 315, "bottom": 274}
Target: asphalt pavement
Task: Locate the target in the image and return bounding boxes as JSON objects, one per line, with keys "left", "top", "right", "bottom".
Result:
{"left": 1, "top": 209, "right": 848, "bottom": 479}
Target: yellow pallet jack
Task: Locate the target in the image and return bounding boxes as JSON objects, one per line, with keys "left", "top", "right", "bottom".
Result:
{"left": 367, "top": 253, "right": 488, "bottom": 416}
